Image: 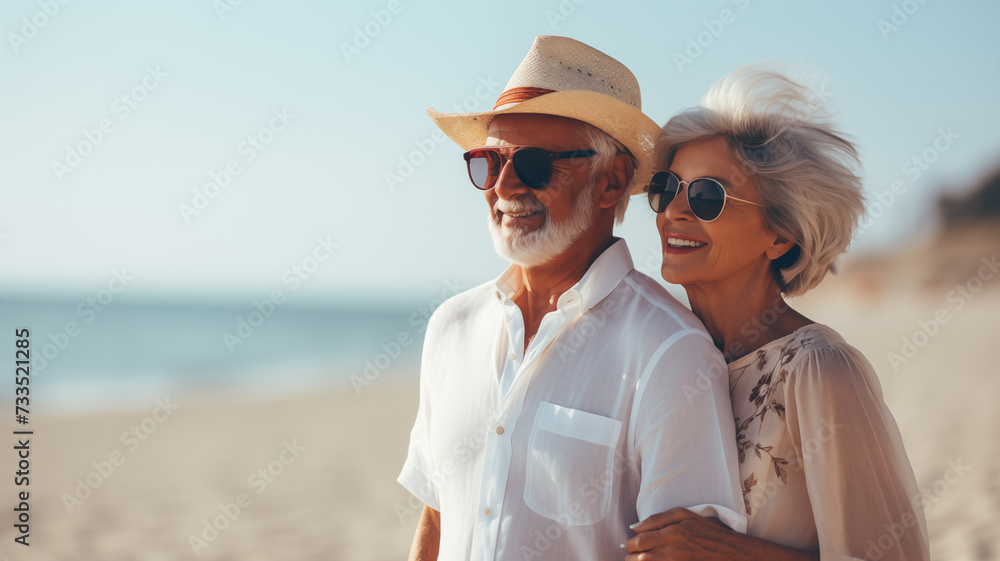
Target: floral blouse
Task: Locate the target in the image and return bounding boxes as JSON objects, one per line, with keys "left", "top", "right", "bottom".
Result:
{"left": 728, "top": 324, "right": 929, "bottom": 560}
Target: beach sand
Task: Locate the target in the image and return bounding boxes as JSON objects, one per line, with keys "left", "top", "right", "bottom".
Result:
{"left": 1, "top": 380, "right": 421, "bottom": 560}
{"left": 3, "top": 226, "right": 997, "bottom": 560}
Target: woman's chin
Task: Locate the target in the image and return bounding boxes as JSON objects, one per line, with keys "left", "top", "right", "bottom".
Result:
{"left": 658, "top": 265, "right": 693, "bottom": 287}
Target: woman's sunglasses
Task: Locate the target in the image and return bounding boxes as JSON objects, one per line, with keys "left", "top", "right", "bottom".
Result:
{"left": 463, "top": 146, "right": 596, "bottom": 191}
{"left": 647, "top": 170, "right": 764, "bottom": 222}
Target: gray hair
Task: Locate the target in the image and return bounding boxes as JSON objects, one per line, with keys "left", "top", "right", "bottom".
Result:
{"left": 655, "top": 64, "right": 866, "bottom": 296}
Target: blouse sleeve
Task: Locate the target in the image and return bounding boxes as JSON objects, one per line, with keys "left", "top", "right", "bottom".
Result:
{"left": 783, "top": 341, "right": 930, "bottom": 561}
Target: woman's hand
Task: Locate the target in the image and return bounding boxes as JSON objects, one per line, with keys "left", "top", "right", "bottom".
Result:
{"left": 624, "top": 507, "right": 750, "bottom": 560}
{"left": 624, "top": 508, "right": 818, "bottom": 561}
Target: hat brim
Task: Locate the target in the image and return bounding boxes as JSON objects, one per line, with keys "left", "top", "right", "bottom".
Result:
{"left": 427, "top": 91, "right": 662, "bottom": 195}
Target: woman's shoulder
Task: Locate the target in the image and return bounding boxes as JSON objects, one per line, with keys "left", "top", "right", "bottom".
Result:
{"left": 791, "top": 323, "right": 868, "bottom": 370}
{"left": 733, "top": 323, "right": 854, "bottom": 368}
{"left": 733, "top": 324, "right": 876, "bottom": 391}
{"left": 776, "top": 324, "right": 884, "bottom": 403}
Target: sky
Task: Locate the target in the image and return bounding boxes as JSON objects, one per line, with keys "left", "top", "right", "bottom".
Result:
{"left": 1, "top": 0, "right": 998, "bottom": 304}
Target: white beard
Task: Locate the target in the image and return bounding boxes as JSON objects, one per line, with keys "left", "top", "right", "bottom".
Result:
{"left": 487, "top": 182, "right": 597, "bottom": 268}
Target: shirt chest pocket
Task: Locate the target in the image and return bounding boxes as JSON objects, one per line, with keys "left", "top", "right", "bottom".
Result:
{"left": 523, "top": 401, "right": 623, "bottom": 526}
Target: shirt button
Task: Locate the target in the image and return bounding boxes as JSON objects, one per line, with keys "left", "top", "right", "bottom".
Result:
{"left": 496, "top": 426, "right": 504, "bottom": 435}
{"left": 508, "top": 352, "right": 516, "bottom": 361}
{"left": 484, "top": 508, "right": 494, "bottom": 517}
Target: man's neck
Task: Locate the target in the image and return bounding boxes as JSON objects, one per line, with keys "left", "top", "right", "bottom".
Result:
{"left": 512, "top": 233, "right": 617, "bottom": 352}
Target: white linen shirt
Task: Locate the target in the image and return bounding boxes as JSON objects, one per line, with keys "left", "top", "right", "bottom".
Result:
{"left": 398, "top": 239, "right": 746, "bottom": 561}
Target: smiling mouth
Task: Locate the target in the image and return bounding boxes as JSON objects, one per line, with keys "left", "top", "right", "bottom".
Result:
{"left": 502, "top": 210, "right": 543, "bottom": 219}
{"left": 666, "top": 237, "right": 707, "bottom": 248}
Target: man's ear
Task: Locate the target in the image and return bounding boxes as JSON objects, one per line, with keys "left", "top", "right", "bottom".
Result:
{"left": 596, "top": 152, "right": 633, "bottom": 209}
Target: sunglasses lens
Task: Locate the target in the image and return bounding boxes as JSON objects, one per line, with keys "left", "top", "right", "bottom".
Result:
{"left": 687, "top": 179, "right": 726, "bottom": 221}
{"left": 648, "top": 172, "right": 679, "bottom": 213}
{"left": 512, "top": 148, "right": 551, "bottom": 189}
{"left": 466, "top": 150, "right": 501, "bottom": 190}
{"left": 468, "top": 156, "right": 490, "bottom": 189}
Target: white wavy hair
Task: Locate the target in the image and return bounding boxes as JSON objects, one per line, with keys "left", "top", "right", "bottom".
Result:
{"left": 655, "top": 64, "right": 866, "bottom": 296}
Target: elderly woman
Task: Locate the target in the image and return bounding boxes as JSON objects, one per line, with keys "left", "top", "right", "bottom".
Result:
{"left": 625, "top": 67, "right": 930, "bottom": 560}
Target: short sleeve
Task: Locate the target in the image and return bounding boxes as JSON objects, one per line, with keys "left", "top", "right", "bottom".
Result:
{"left": 785, "top": 343, "right": 930, "bottom": 561}
{"left": 396, "top": 319, "right": 443, "bottom": 510}
{"left": 631, "top": 330, "right": 747, "bottom": 533}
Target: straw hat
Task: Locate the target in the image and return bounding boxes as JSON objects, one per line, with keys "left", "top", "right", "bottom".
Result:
{"left": 428, "top": 35, "right": 661, "bottom": 195}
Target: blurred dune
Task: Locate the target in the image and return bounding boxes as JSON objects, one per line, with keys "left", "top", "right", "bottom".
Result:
{"left": 795, "top": 171, "right": 1000, "bottom": 560}
{"left": 938, "top": 167, "right": 1000, "bottom": 226}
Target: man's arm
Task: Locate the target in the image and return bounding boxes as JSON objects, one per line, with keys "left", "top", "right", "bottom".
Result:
{"left": 407, "top": 505, "right": 440, "bottom": 561}
{"left": 632, "top": 331, "right": 746, "bottom": 531}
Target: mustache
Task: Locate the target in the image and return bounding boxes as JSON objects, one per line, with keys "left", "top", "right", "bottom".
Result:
{"left": 492, "top": 196, "right": 546, "bottom": 216}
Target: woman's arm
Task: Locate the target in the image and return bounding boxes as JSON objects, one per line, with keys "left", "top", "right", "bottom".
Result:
{"left": 785, "top": 344, "right": 930, "bottom": 560}
{"left": 625, "top": 507, "right": 817, "bottom": 561}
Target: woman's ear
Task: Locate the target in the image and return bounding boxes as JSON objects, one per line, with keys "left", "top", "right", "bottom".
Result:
{"left": 596, "top": 152, "right": 634, "bottom": 209}
{"left": 766, "top": 235, "right": 797, "bottom": 262}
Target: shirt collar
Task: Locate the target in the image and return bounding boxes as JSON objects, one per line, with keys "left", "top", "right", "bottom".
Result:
{"left": 491, "top": 238, "right": 634, "bottom": 317}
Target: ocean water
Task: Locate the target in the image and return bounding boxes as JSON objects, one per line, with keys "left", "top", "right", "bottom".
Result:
{"left": 0, "top": 295, "right": 426, "bottom": 415}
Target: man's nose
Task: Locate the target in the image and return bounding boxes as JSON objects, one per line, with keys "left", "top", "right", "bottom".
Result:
{"left": 493, "top": 158, "right": 530, "bottom": 200}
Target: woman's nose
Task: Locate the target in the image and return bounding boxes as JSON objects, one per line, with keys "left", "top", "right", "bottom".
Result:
{"left": 661, "top": 184, "right": 692, "bottom": 221}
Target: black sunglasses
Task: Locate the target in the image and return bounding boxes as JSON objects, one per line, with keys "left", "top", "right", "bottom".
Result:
{"left": 647, "top": 170, "right": 764, "bottom": 222}
{"left": 463, "top": 146, "right": 596, "bottom": 190}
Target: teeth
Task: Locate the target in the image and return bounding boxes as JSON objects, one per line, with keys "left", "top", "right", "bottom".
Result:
{"left": 504, "top": 210, "right": 540, "bottom": 218}
{"left": 667, "top": 237, "right": 706, "bottom": 248}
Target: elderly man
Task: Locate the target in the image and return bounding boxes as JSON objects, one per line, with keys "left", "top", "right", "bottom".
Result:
{"left": 398, "top": 36, "right": 745, "bottom": 561}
